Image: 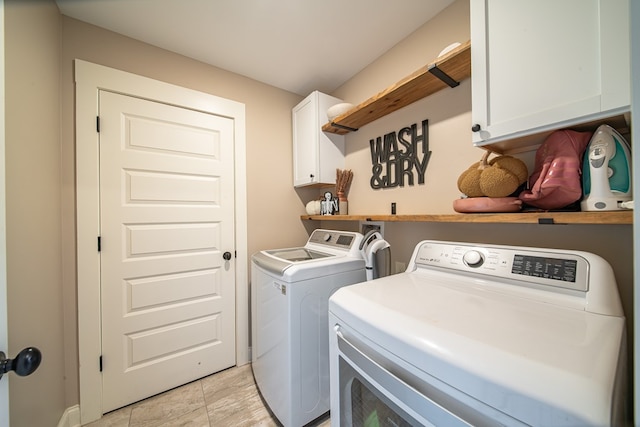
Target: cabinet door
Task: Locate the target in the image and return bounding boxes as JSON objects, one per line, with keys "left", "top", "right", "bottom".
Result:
{"left": 293, "top": 95, "right": 318, "bottom": 186}
{"left": 292, "top": 91, "right": 345, "bottom": 187}
{"left": 471, "top": 0, "right": 630, "bottom": 145}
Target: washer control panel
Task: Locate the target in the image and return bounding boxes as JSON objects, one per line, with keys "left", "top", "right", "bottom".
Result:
{"left": 308, "top": 229, "right": 362, "bottom": 251}
{"left": 412, "top": 241, "right": 589, "bottom": 292}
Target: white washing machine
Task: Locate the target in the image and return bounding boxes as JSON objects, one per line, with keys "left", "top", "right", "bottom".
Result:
{"left": 329, "top": 240, "right": 628, "bottom": 426}
{"left": 252, "top": 229, "right": 366, "bottom": 427}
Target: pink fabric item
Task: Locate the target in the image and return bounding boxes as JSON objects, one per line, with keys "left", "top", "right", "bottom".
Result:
{"left": 453, "top": 197, "right": 522, "bottom": 213}
{"left": 519, "top": 129, "right": 592, "bottom": 210}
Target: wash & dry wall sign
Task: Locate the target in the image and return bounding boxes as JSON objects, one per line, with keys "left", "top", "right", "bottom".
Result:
{"left": 369, "top": 119, "right": 431, "bottom": 189}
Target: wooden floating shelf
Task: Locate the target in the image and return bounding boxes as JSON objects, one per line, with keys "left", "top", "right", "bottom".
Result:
{"left": 301, "top": 210, "right": 632, "bottom": 225}
{"left": 322, "top": 40, "right": 471, "bottom": 135}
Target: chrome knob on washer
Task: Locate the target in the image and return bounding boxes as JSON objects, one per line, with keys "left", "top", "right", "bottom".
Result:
{"left": 463, "top": 250, "right": 484, "bottom": 267}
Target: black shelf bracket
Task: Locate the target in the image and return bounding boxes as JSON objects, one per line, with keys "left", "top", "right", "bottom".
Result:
{"left": 428, "top": 64, "right": 460, "bottom": 88}
{"left": 538, "top": 218, "right": 555, "bottom": 225}
{"left": 330, "top": 122, "right": 359, "bottom": 132}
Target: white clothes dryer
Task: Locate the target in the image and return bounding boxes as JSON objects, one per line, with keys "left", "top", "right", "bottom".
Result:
{"left": 252, "top": 229, "right": 366, "bottom": 427}
{"left": 329, "top": 240, "right": 628, "bottom": 426}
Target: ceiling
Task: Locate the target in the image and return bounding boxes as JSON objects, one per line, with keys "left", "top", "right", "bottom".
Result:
{"left": 55, "top": 0, "right": 455, "bottom": 96}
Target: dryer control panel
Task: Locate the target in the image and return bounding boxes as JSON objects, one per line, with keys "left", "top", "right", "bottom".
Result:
{"left": 407, "top": 240, "right": 623, "bottom": 316}
{"left": 411, "top": 241, "right": 588, "bottom": 292}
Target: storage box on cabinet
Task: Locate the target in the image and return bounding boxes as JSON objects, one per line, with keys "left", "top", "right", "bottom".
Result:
{"left": 293, "top": 91, "right": 345, "bottom": 187}
{"left": 470, "top": 0, "right": 630, "bottom": 150}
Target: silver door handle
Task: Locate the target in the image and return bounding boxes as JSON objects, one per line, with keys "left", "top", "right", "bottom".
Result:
{"left": 0, "top": 347, "right": 41, "bottom": 380}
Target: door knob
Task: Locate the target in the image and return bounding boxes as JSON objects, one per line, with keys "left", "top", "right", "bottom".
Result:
{"left": 223, "top": 252, "right": 232, "bottom": 261}
{"left": 0, "top": 347, "right": 42, "bottom": 380}
{"left": 471, "top": 124, "right": 481, "bottom": 132}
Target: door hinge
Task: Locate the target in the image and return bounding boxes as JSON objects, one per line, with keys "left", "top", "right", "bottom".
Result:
{"left": 99, "top": 355, "right": 103, "bottom": 372}
{"left": 97, "top": 236, "right": 101, "bottom": 252}
{"left": 96, "top": 116, "right": 100, "bottom": 133}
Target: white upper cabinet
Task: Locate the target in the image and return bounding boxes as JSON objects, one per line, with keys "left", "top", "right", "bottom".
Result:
{"left": 471, "top": 0, "right": 630, "bottom": 148}
{"left": 293, "top": 91, "right": 345, "bottom": 187}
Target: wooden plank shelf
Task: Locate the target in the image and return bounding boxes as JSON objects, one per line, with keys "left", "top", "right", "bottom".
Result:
{"left": 301, "top": 210, "right": 632, "bottom": 225}
{"left": 322, "top": 40, "right": 471, "bottom": 135}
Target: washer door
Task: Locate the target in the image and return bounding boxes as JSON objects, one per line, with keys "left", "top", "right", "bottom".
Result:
{"left": 267, "top": 248, "right": 331, "bottom": 262}
{"left": 252, "top": 248, "right": 331, "bottom": 276}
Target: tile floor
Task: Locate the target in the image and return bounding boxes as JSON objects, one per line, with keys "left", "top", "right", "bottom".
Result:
{"left": 84, "top": 364, "right": 332, "bottom": 427}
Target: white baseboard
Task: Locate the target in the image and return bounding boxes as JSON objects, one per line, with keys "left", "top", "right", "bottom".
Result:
{"left": 57, "top": 405, "right": 80, "bottom": 427}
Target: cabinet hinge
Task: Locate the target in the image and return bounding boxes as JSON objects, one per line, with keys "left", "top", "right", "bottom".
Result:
{"left": 97, "top": 236, "right": 101, "bottom": 252}
{"left": 99, "top": 355, "right": 103, "bottom": 372}
{"left": 96, "top": 116, "right": 100, "bottom": 133}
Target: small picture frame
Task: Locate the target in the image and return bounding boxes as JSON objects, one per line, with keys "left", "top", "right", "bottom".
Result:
{"left": 320, "top": 191, "right": 338, "bottom": 215}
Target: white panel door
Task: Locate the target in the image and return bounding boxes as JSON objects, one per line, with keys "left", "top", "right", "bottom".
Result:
{"left": 99, "top": 91, "right": 236, "bottom": 412}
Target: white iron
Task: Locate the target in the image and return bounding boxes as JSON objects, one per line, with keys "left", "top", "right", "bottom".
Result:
{"left": 581, "top": 124, "right": 632, "bottom": 211}
{"left": 359, "top": 230, "right": 391, "bottom": 281}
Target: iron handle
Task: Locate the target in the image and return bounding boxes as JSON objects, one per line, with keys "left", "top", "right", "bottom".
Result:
{"left": 471, "top": 124, "right": 481, "bottom": 132}
{"left": 0, "top": 347, "right": 42, "bottom": 380}
{"left": 223, "top": 252, "right": 232, "bottom": 261}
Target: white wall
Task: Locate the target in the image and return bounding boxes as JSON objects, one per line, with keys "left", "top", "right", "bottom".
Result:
{"left": 4, "top": 1, "right": 66, "bottom": 425}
